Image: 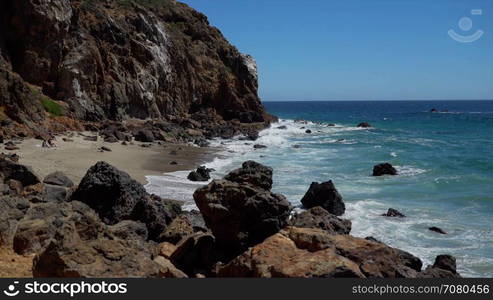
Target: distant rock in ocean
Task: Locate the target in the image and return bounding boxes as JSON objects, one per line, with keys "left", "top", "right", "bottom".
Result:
{"left": 373, "top": 163, "right": 398, "bottom": 176}
{"left": 357, "top": 122, "right": 372, "bottom": 128}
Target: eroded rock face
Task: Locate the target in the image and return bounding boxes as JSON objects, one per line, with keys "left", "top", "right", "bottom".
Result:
{"left": 70, "top": 161, "right": 180, "bottom": 240}
{"left": 224, "top": 161, "right": 273, "bottom": 190}
{"left": 300, "top": 181, "right": 345, "bottom": 216}
{"left": 217, "top": 227, "right": 424, "bottom": 278}
{"left": 0, "top": 0, "right": 268, "bottom": 124}
{"left": 194, "top": 173, "right": 292, "bottom": 257}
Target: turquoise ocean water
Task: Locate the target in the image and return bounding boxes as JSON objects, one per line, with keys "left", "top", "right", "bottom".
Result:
{"left": 146, "top": 100, "right": 493, "bottom": 277}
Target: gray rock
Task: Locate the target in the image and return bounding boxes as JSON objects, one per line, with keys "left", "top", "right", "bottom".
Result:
{"left": 43, "top": 171, "right": 74, "bottom": 187}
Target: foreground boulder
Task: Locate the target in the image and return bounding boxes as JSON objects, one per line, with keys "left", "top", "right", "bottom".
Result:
{"left": 43, "top": 171, "right": 74, "bottom": 187}
{"left": 301, "top": 181, "right": 345, "bottom": 216}
{"left": 290, "top": 206, "right": 351, "bottom": 234}
{"left": 373, "top": 163, "right": 397, "bottom": 176}
{"left": 218, "top": 227, "right": 423, "bottom": 278}
{"left": 187, "top": 166, "right": 212, "bottom": 182}
{"left": 194, "top": 162, "right": 292, "bottom": 257}
{"left": 224, "top": 161, "right": 273, "bottom": 190}
{"left": 70, "top": 162, "right": 180, "bottom": 240}
{"left": 418, "top": 255, "right": 461, "bottom": 278}
{"left": 0, "top": 196, "right": 30, "bottom": 248}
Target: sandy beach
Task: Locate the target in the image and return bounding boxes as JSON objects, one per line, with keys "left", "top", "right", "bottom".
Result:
{"left": 5, "top": 133, "right": 217, "bottom": 185}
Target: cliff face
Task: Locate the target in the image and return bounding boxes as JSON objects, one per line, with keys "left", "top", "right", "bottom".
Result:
{"left": 0, "top": 0, "right": 268, "bottom": 133}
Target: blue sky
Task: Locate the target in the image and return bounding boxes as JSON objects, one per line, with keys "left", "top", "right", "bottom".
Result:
{"left": 180, "top": 0, "right": 493, "bottom": 101}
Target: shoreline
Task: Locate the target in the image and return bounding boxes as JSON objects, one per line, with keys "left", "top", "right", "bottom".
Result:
{"left": 9, "top": 133, "right": 219, "bottom": 185}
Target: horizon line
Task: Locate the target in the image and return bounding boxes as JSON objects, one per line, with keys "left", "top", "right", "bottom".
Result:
{"left": 262, "top": 99, "right": 493, "bottom": 103}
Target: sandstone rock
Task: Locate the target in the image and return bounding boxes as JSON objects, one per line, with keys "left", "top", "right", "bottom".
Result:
{"left": 70, "top": 162, "right": 180, "bottom": 240}
{"left": 217, "top": 228, "right": 364, "bottom": 278}
{"left": 373, "top": 163, "right": 397, "bottom": 176}
{"left": 187, "top": 166, "right": 212, "bottom": 182}
{"left": 43, "top": 171, "right": 74, "bottom": 187}
{"left": 301, "top": 181, "right": 345, "bottom": 216}
{"left": 224, "top": 161, "right": 273, "bottom": 190}
{"left": 290, "top": 206, "right": 351, "bottom": 235}
{"left": 418, "top": 255, "right": 460, "bottom": 278}
{"left": 194, "top": 179, "right": 292, "bottom": 257}
{"left": 107, "top": 221, "right": 148, "bottom": 241}
{"left": 153, "top": 256, "right": 188, "bottom": 278}
{"left": 382, "top": 208, "right": 406, "bottom": 218}
{"left": 158, "top": 242, "right": 177, "bottom": 259}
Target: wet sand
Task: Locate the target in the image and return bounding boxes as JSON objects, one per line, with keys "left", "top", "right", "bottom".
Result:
{"left": 8, "top": 133, "right": 217, "bottom": 185}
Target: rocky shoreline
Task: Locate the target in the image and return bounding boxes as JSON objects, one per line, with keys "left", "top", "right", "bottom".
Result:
{"left": 0, "top": 152, "right": 461, "bottom": 278}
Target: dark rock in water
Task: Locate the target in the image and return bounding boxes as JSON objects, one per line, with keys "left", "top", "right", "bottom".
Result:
{"left": 187, "top": 166, "right": 212, "bottom": 182}
{"left": 70, "top": 162, "right": 180, "bottom": 240}
{"left": 43, "top": 171, "right": 73, "bottom": 188}
{"left": 327, "top": 123, "right": 336, "bottom": 127}
{"left": 277, "top": 125, "right": 288, "bottom": 130}
{"left": 357, "top": 122, "right": 372, "bottom": 128}
{"left": 417, "top": 255, "right": 460, "bottom": 278}
{"left": 293, "top": 145, "right": 301, "bottom": 149}
{"left": 239, "top": 131, "right": 259, "bottom": 141}
{"left": 305, "top": 129, "right": 312, "bottom": 134}
{"left": 224, "top": 161, "right": 273, "bottom": 190}
{"left": 170, "top": 233, "right": 215, "bottom": 276}
{"left": 430, "top": 108, "right": 438, "bottom": 113}
{"left": 290, "top": 206, "right": 351, "bottom": 234}
{"left": 194, "top": 138, "right": 210, "bottom": 148}
{"left": 135, "top": 130, "right": 155, "bottom": 143}
{"left": 0, "top": 157, "right": 41, "bottom": 186}
{"left": 301, "top": 181, "right": 345, "bottom": 216}
{"left": 382, "top": 208, "right": 406, "bottom": 218}
{"left": 170, "top": 161, "right": 178, "bottom": 165}
{"left": 194, "top": 176, "right": 292, "bottom": 257}
{"left": 365, "top": 236, "right": 383, "bottom": 244}
{"left": 429, "top": 227, "right": 447, "bottom": 234}
{"left": 373, "top": 163, "right": 397, "bottom": 176}
{"left": 253, "top": 144, "right": 267, "bottom": 149}
{"left": 433, "top": 255, "right": 457, "bottom": 274}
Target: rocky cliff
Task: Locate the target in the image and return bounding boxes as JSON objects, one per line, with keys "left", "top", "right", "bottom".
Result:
{"left": 0, "top": 0, "right": 270, "bottom": 137}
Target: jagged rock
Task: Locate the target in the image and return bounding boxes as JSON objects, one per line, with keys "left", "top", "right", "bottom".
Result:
{"left": 290, "top": 206, "right": 351, "bottom": 234}
{"left": 70, "top": 162, "right": 180, "bottom": 240}
{"left": 182, "top": 210, "right": 208, "bottom": 233}
{"left": 418, "top": 255, "right": 460, "bottom": 278}
{"left": 43, "top": 171, "right": 74, "bottom": 187}
{"left": 382, "top": 208, "right": 406, "bottom": 218}
{"left": 0, "top": 157, "right": 41, "bottom": 186}
{"left": 219, "top": 227, "right": 424, "bottom": 278}
{"left": 135, "top": 130, "right": 155, "bottom": 143}
{"left": 301, "top": 181, "right": 345, "bottom": 216}
{"left": 194, "top": 138, "right": 210, "bottom": 148}
{"left": 0, "top": 196, "right": 30, "bottom": 248}
{"left": 187, "top": 166, "right": 212, "bottom": 182}
{"left": 217, "top": 227, "right": 364, "bottom": 278}
{"left": 107, "top": 220, "right": 148, "bottom": 241}
{"left": 170, "top": 233, "right": 215, "bottom": 276}
{"left": 43, "top": 184, "right": 69, "bottom": 203}
{"left": 373, "top": 163, "right": 397, "bottom": 176}
{"left": 429, "top": 227, "right": 447, "bottom": 234}
{"left": 224, "top": 161, "right": 273, "bottom": 190}
{"left": 194, "top": 177, "right": 292, "bottom": 257}
{"left": 357, "top": 122, "right": 372, "bottom": 128}
{"left": 158, "top": 215, "right": 194, "bottom": 244}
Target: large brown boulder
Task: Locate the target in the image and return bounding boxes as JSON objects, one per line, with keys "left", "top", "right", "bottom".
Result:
{"left": 218, "top": 227, "right": 425, "bottom": 278}
{"left": 289, "top": 206, "right": 351, "bottom": 234}
{"left": 194, "top": 178, "right": 292, "bottom": 257}
{"left": 70, "top": 161, "right": 181, "bottom": 240}
{"left": 300, "top": 181, "right": 345, "bottom": 216}
{"left": 217, "top": 227, "right": 364, "bottom": 278}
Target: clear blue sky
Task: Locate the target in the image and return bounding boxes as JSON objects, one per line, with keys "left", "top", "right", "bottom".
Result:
{"left": 180, "top": 0, "right": 493, "bottom": 101}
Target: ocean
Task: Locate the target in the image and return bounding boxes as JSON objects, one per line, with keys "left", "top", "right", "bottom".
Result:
{"left": 145, "top": 100, "right": 493, "bottom": 278}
